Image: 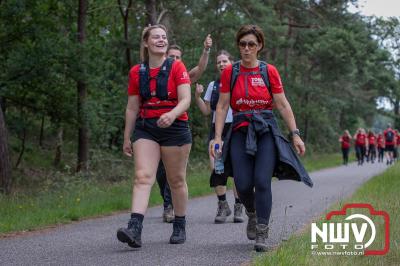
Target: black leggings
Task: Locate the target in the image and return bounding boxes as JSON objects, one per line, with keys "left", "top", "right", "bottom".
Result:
{"left": 355, "top": 145, "right": 366, "bottom": 164}
{"left": 341, "top": 148, "right": 349, "bottom": 164}
{"left": 230, "top": 130, "right": 276, "bottom": 225}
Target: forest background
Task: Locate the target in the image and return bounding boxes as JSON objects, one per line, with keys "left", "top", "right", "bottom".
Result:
{"left": 0, "top": 0, "right": 399, "bottom": 195}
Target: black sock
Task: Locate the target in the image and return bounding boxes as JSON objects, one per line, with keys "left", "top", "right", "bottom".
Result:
{"left": 131, "top": 213, "right": 144, "bottom": 224}
{"left": 235, "top": 197, "right": 242, "bottom": 204}
{"left": 174, "top": 215, "right": 186, "bottom": 223}
{"left": 217, "top": 194, "right": 226, "bottom": 201}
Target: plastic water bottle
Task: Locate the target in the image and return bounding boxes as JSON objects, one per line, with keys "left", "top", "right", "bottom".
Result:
{"left": 214, "top": 143, "right": 224, "bottom": 174}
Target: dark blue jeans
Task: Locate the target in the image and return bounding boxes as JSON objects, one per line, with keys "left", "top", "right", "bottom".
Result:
{"left": 230, "top": 129, "right": 276, "bottom": 225}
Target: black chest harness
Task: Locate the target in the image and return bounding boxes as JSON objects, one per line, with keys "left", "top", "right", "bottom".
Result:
{"left": 139, "top": 58, "right": 174, "bottom": 102}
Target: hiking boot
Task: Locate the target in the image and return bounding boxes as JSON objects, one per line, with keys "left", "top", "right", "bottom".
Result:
{"left": 246, "top": 210, "right": 257, "bottom": 240}
{"left": 254, "top": 224, "right": 269, "bottom": 252}
{"left": 214, "top": 200, "right": 232, "bottom": 224}
{"left": 233, "top": 203, "right": 245, "bottom": 223}
{"left": 163, "top": 205, "right": 174, "bottom": 223}
{"left": 117, "top": 217, "right": 143, "bottom": 248}
{"left": 170, "top": 219, "right": 186, "bottom": 244}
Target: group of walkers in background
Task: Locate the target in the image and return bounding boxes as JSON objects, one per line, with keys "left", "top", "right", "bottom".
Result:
{"left": 117, "top": 23, "right": 312, "bottom": 252}
{"left": 339, "top": 124, "right": 399, "bottom": 166}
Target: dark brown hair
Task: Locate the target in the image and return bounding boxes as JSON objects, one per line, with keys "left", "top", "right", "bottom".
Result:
{"left": 235, "top": 25, "right": 265, "bottom": 54}
{"left": 140, "top": 24, "right": 168, "bottom": 62}
{"left": 167, "top": 44, "right": 184, "bottom": 56}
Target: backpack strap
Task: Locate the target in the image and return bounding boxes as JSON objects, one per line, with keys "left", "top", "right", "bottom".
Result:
{"left": 139, "top": 57, "right": 174, "bottom": 101}
{"left": 259, "top": 61, "right": 272, "bottom": 97}
{"left": 210, "top": 79, "right": 220, "bottom": 111}
{"left": 230, "top": 61, "right": 241, "bottom": 94}
{"left": 139, "top": 62, "right": 151, "bottom": 100}
{"left": 156, "top": 57, "right": 174, "bottom": 100}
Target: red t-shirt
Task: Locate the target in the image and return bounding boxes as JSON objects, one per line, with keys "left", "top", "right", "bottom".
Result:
{"left": 127, "top": 60, "right": 191, "bottom": 120}
{"left": 383, "top": 129, "right": 396, "bottom": 146}
{"left": 220, "top": 63, "right": 284, "bottom": 128}
{"left": 340, "top": 135, "right": 351, "bottom": 149}
{"left": 368, "top": 134, "right": 376, "bottom": 146}
{"left": 397, "top": 132, "right": 400, "bottom": 146}
{"left": 377, "top": 134, "right": 385, "bottom": 148}
{"left": 355, "top": 133, "right": 367, "bottom": 146}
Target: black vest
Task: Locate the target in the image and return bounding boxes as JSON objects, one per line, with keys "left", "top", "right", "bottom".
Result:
{"left": 139, "top": 58, "right": 174, "bottom": 101}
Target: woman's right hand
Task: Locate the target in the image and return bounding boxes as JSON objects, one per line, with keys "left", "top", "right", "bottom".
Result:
{"left": 123, "top": 139, "right": 133, "bottom": 157}
{"left": 195, "top": 83, "right": 204, "bottom": 99}
{"left": 210, "top": 138, "right": 223, "bottom": 158}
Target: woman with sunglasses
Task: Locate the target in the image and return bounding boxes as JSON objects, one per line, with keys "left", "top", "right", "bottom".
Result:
{"left": 211, "top": 25, "right": 312, "bottom": 252}
{"left": 117, "top": 24, "right": 191, "bottom": 248}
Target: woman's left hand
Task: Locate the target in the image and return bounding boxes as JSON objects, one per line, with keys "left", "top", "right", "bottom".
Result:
{"left": 157, "top": 112, "right": 177, "bottom": 128}
{"left": 292, "top": 135, "right": 305, "bottom": 156}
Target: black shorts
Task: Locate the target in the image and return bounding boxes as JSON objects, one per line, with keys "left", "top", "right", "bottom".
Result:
{"left": 133, "top": 118, "right": 192, "bottom": 146}
{"left": 385, "top": 145, "right": 395, "bottom": 152}
{"left": 210, "top": 171, "right": 229, "bottom": 187}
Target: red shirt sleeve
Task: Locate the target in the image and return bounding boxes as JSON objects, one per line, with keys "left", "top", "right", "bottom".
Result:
{"left": 267, "top": 64, "right": 284, "bottom": 94}
{"left": 172, "top": 60, "right": 191, "bottom": 86}
{"left": 127, "top": 65, "right": 140, "bottom": 96}
{"left": 220, "top": 65, "right": 232, "bottom": 93}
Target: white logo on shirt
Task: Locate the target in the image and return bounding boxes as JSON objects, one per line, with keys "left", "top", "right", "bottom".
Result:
{"left": 251, "top": 77, "right": 265, "bottom": 87}
{"left": 181, "top": 71, "right": 189, "bottom": 80}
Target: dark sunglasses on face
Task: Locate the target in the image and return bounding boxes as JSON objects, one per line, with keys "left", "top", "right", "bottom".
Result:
{"left": 239, "top": 41, "right": 258, "bottom": 49}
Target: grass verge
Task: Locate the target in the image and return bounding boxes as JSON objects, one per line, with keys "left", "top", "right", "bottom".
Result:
{"left": 253, "top": 163, "right": 400, "bottom": 266}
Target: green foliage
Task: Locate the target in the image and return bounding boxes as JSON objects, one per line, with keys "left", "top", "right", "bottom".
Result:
{"left": 0, "top": 0, "right": 399, "bottom": 184}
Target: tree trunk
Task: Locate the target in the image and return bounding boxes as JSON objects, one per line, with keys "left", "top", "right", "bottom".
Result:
{"left": 145, "top": 0, "right": 157, "bottom": 26}
{"left": 0, "top": 103, "right": 12, "bottom": 194}
{"left": 76, "top": 0, "right": 89, "bottom": 172}
{"left": 15, "top": 127, "right": 26, "bottom": 169}
{"left": 54, "top": 126, "right": 63, "bottom": 167}
{"left": 118, "top": 0, "right": 133, "bottom": 68}
{"left": 39, "top": 114, "right": 45, "bottom": 147}
{"left": 283, "top": 17, "right": 293, "bottom": 81}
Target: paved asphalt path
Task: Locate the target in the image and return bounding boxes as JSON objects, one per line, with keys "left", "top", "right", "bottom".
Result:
{"left": 0, "top": 162, "right": 389, "bottom": 266}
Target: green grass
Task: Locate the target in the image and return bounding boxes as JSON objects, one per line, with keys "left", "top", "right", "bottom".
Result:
{"left": 0, "top": 151, "right": 345, "bottom": 235}
{"left": 253, "top": 163, "right": 400, "bottom": 266}
{"left": 302, "top": 153, "right": 349, "bottom": 172}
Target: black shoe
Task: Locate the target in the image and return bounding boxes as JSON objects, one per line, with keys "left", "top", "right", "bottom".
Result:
{"left": 117, "top": 217, "right": 142, "bottom": 248}
{"left": 170, "top": 219, "right": 186, "bottom": 244}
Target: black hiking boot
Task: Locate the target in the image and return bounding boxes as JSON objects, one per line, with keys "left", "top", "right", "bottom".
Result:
{"left": 117, "top": 217, "right": 143, "bottom": 248}
{"left": 170, "top": 218, "right": 186, "bottom": 244}
{"left": 254, "top": 224, "right": 269, "bottom": 252}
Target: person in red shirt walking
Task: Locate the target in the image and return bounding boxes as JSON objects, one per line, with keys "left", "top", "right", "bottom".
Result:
{"left": 117, "top": 25, "right": 192, "bottom": 248}
{"left": 211, "top": 25, "right": 312, "bottom": 252}
{"left": 339, "top": 130, "right": 352, "bottom": 165}
{"left": 377, "top": 132, "right": 385, "bottom": 163}
{"left": 383, "top": 123, "right": 396, "bottom": 165}
{"left": 366, "top": 130, "right": 377, "bottom": 163}
{"left": 353, "top": 128, "right": 367, "bottom": 165}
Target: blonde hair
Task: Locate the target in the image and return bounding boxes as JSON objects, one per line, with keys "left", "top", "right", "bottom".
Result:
{"left": 140, "top": 24, "right": 168, "bottom": 62}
